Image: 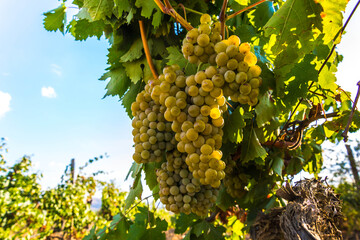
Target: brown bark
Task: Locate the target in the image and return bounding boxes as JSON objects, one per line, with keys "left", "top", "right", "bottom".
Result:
{"left": 345, "top": 144, "right": 360, "bottom": 190}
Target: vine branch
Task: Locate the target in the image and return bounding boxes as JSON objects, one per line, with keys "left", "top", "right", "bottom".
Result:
{"left": 139, "top": 20, "right": 158, "bottom": 79}
{"left": 153, "top": 0, "right": 193, "bottom": 31}
{"left": 341, "top": 81, "right": 360, "bottom": 142}
{"left": 219, "top": 0, "right": 228, "bottom": 39}
{"left": 226, "top": 0, "right": 268, "bottom": 20}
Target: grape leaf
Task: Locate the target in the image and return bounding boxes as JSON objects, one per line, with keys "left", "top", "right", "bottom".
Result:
{"left": 43, "top": 4, "right": 66, "bottom": 34}
{"left": 223, "top": 107, "right": 246, "bottom": 143}
{"left": 152, "top": 9, "right": 162, "bottom": 29}
{"left": 105, "top": 213, "right": 130, "bottom": 240}
{"left": 216, "top": 187, "right": 236, "bottom": 211}
{"left": 193, "top": 221, "right": 208, "bottom": 237}
{"left": 264, "top": 0, "right": 323, "bottom": 55}
{"left": 319, "top": 0, "right": 348, "bottom": 44}
{"left": 99, "top": 67, "right": 131, "bottom": 98}
{"left": 125, "top": 173, "right": 143, "bottom": 210}
{"left": 271, "top": 155, "right": 284, "bottom": 176}
{"left": 114, "top": 0, "right": 131, "bottom": 16}
{"left": 127, "top": 207, "right": 148, "bottom": 240}
{"left": 123, "top": 60, "right": 143, "bottom": 84}
{"left": 83, "top": 0, "right": 114, "bottom": 21}
{"left": 143, "top": 218, "right": 168, "bottom": 240}
{"left": 135, "top": 0, "right": 158, "bottom": 18}
{"left": 67, "top": 19, "right": 105, "bottom": 41}
{"left": 241, "top": 128, "right": 267, "bottom": 163}
{"left": 318, "top": 63, "right": 337, "bottom": 92}
{"left": 166, "top": 46, "right": 188, "bottom": 69}
{"left": 248, "top": 1, "right": 275, "bottom": 29}
{"left": 143, "top": 162, "right": 160, "bottom": 191}
{"left": 174, "top": 213, "right": 199, "bottom": 234}
{"left": 255, "top": 93, "right": 275, "bottom": 127}
{"left": 120, "top": 38, "right": 144, "bottom": 62}
{"left": 122, "top": 81, "right": 145, "bottom": 118}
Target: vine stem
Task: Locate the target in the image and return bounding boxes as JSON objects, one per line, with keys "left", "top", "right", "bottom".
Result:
{"left": 341, "top": 81, "right": 360, "bottom": 142}
{"left": 153, "top": 0, "right": 193, "bottom": 31}
{"left": 226, "top": 0, "right": 268, "bottom": 20}
{"left": 219, "top": 0, "right": 228, "bottom": 40}
{"left": 139, "top": 20, "right": 158, "bottom": 79}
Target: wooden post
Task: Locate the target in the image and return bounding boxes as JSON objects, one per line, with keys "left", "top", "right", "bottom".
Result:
{"left": 70, "top": 158, "right": 75, "bottom": 239}
{"left": 345, "top": 144, "right": 360, "bottom": 190}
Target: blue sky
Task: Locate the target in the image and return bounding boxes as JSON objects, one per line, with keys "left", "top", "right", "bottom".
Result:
{"left": 0, "top": 0, "right": 359, "bottom": 190}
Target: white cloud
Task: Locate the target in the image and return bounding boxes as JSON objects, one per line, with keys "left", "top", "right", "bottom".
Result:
{"left": 0, "top": 91, "right": 11, "bottom": 118}
{"left": 41, "top": 86, "right": 57, "bottom": 98}
{"left": 51, "top": 64, "right": 62, "bottom": 76}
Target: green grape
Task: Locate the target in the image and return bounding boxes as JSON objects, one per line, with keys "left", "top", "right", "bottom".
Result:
{"left": 240, "top": 83, "right": 252, "bottom": 95}
{"left": 227, "top": 58, "right": 238, "bottom": 70}
{"left": 186, "top": 28, "right": 199, "bottom": 44}
{"left": 198, "top": 23, "right": 211, "bottom": 35}
{"left": 244, "top": 52, "right": 257, "bottom": 66}
{"left": 214, "top": 41, "right": 227, "bottom": 53}
{"left": 197, "top": 34, "right": 210, "bottom": 47}
{"left": 235, "top": 72, "right": 247, "bottom": 84}
{"left": 215, "top": 52, "right": 229, "bottom": 66}
{"left": 200, "top": 14, "right": 212, "bottom": 24}
{"left": 225, "top": 44, "right": 238, "bottom": 58}
{"left": 239, "top": 42, "right": 251, "bottom": 55}
{"left": 249, "top": 78, "right": 260, "bottom": 88}
{"left": 193, "top": 45, "right": 204, "bottom": 56}
{"left": 224, "top": 70, "right": 236, "bottom": 83}
{"left": 237, "top": 61, "right": 249, "bottom": 72}
{"left": 182, "top": 43, "right": 194, "bottom": 56}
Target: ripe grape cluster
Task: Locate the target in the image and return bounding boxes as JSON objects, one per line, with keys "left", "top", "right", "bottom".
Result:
{"left": 130, "top": 14, "right": 263, "bottom": 215}
{"left": 213, "top": 37, "right": 262, "bottom": 106}
{"left": 156, "top": 150, "right": 218, "bottom": 216}
{"left": 182, "top": 14, "right": 221, "bottom": 65}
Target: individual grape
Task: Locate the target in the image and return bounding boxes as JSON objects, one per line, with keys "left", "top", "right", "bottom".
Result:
{"left": 214, "top": 41, "right": 228, "bottom": 53}
{"left": 239, "top": 42, "right": 251, "bottom": 55}
{"left": 228, "top": 35, "right": 241, "bottom": 46}
{"left": 226, "top": 44, "right": 238, "bottom": 58}
{"left": 197, "top": 34, "right": 210, "bottom": 47}
{"left": 186, "top": 28, "right": 199, "bottom": 44}
{"left": 227, "top": 58, "right": 238, "bottom": 70}
{"left": 200, "top": 14, "right": 212, "bottom": 24}
{"left": 240, "top": 83, "right": 252, "bottom": 95}
{"left": 188, "top": 55, "right": 198, "bottom": 64}
{"left": 244, "top": 52, "right": 257, "bottom": 66}
{"left": 235, "top": 72, "right": 247, "bottom": 84}
{"left": 237, "top": 61, "right": 249, "bottom": 72}
{"left": 194, "top": 45, "right": 204, "bottom": 56}
{"left": 249, "top": 78, "right": 260, "bottom": 89}
{"left": 199, "top": 23, "right": 211, "bottom": 35}
{"left": 224, "top": 70, "right": 236, "bottom": 83}
{"left": 215, "top": 52, "right": 229, "bottom": 66}
{"left": 182, "top": 43, "right": 194, "bottom": 56}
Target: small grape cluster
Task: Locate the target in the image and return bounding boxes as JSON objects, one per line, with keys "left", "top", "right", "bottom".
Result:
{"left": 213, "top": 37, "right": 262, "bottom": 106}
{"left": 182, "top": 14, "right": 221, "bottom": 65}
{"left": 156, "top": 150, "right": 218, "bottom": 216}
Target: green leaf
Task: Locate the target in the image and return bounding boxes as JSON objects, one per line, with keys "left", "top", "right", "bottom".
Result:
{"left": 144, "top": 162, "right": 160, "bottom": 191}
{"left": 99, "top": 67, "right": 131, "bottom": 98}
{"left": 125, "top": 173, "right": 143, "bottom": 210}
{"left": 83, "top": 0, "right": 114, "bottom": 21}
{"left": 193, "top": 221, "right": 209, "bottom": 237}
{"left": 105, "top": 213, "right": 130, "bottom": 240}
{"left": 123, "top": 60, "right": 143, "bottom": 84}
{"left": 152, "top": 9, "right": 162, "bottom": 29}
{"left": 135, "top": 0, "right": 158, "bottom": 18}
{"left": 125, "top": 162, "right": 142, "bottom": 181}
{"left": 319, "top": 0, "right": 348, "bottom": 44}
{"left": 264, "top": 0, "right": 323, "bottom": 55}
{"left": 68, "top": 19, "right": 105, "bottom": 41}
{"left": 120, "top": 38, "right": 144, "bottom": 62}
{"left": 43, "top": 4, "right": 66, "bottom": 34}
{"left": 216, "top": 186, "right": 236, "bottom": 211}
{"left": 127, "top": 207, "right": 148, "bottom": 240}
{"left": 114, "top": 0, "right": 131, "bottom": 16}
{"left": 143, "top": 218, "right": 168, "bottom": 240}
{"left": 255, "top": 93, "right": 275, "bottom": 127}
{"left": 166, "top": 46, "right": 188, "bottom": 68}
{"left": 174, "top": 213, "right": 199, "bottom": 234}
{"left": 271, "top": 156, "right": 284, "bottom": 176}
{"left": 121, "top": 81, "right": 145, "bottom": 118}
{"left": 223, "top": 107, "right": 246, "bottom": 143}
{"left": 241, "top": 128, "right": 267, "bottom": 164}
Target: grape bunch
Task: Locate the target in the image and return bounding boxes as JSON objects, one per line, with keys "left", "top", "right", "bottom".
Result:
{"left": 131, "top": 77, "right": 178, "bottom": 164}
{"left": 182, "top": 14, "right": 221, "bottom": 65}
{"left": 156, "top": 150, "right": 218, "bottom": 216}
{"left": 129, "top": 13, "right": 264, "bottom": 216}
{"left": 213, "top": 36, "right": 262, "bottom": 106}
